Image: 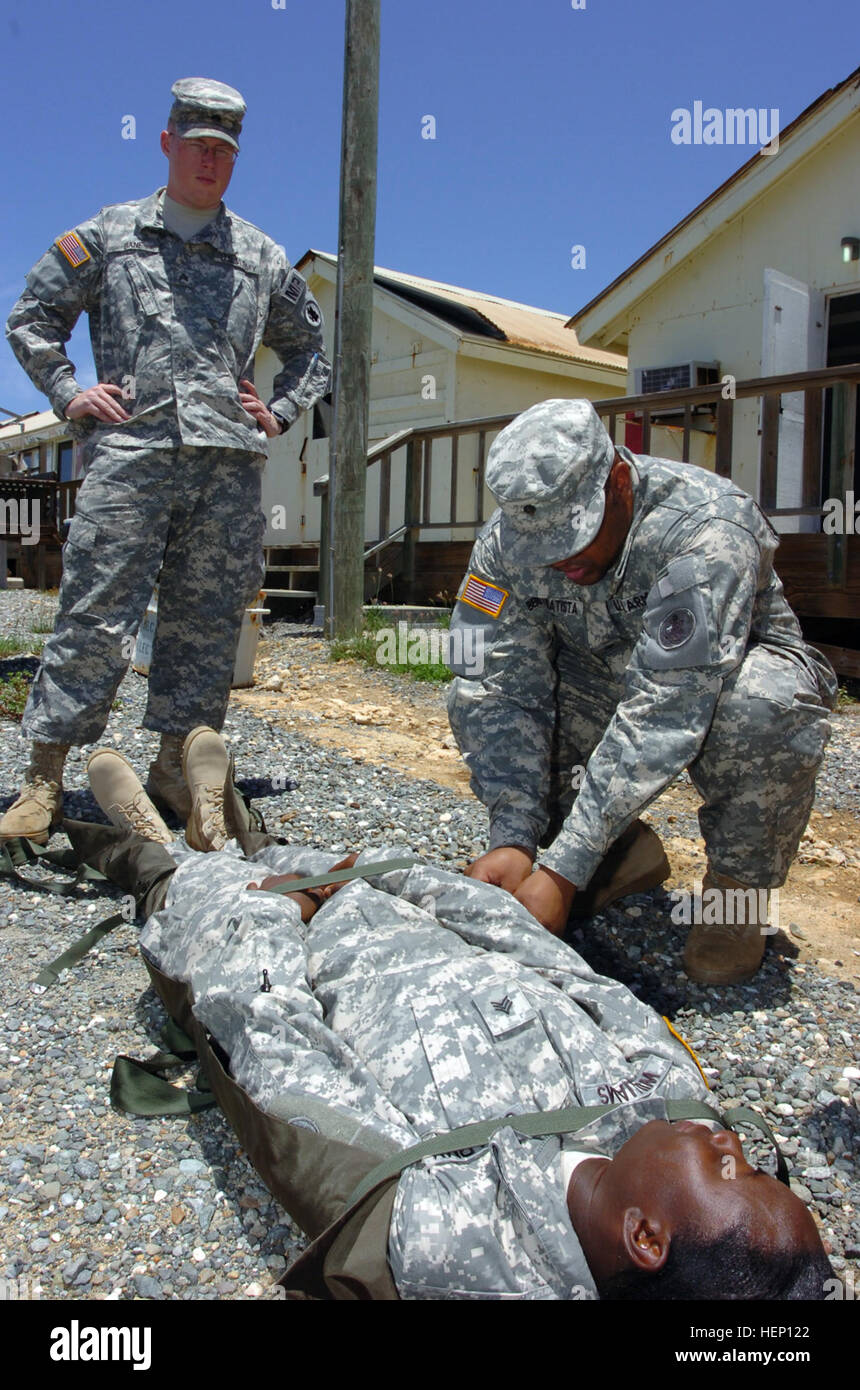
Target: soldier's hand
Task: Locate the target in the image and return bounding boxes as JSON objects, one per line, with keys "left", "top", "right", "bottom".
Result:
{"left": 65, "top": 383, "right": 131, "bottom": 424}
{"left": 246, "top": 872, "right": 326, "bottom": 923}
{"left": 514, "top": 866, "right": 576, "bottom": 937}
{"left": 465, "top": 846, "right": 534, "bottom": 893}
{"left": 239, "top": 379, "right": 282, "bottom": 438}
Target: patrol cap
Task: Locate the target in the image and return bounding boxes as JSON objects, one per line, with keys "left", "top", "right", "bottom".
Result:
{"left": 169, "top": 78, "right": 246, "bottom": 152}
{"left": 486, "top": 398, "right": 617, "bottom": 566}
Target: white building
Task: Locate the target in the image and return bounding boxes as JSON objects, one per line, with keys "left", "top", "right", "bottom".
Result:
{"left": 256, "top": 252, "right": 626, "bottom": 551}
{"left": 568, "top": 64, "right": 860, "bottom": 521}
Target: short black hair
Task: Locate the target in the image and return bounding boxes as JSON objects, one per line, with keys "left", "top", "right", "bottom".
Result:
{"left": 600, "top": 1223, "right": 834, "bottom": 1301}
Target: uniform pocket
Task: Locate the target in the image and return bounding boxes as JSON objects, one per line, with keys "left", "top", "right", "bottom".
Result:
{"left": 65, "top": 514, "right": 98, "bottom": 552}
{"left": 124, "top": 259, "right": 160, "bottom": 318}
{"left": 739, "top": 645, "right": 823, "bottom": 711}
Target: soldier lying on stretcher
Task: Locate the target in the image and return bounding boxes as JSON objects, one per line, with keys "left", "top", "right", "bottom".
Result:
{"left": 66, "top": 729, "right": 834, "bottom": 1301}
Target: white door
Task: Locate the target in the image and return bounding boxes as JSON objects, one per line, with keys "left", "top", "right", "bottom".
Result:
{"left": 761, "top": 269, "right": 826, "bottom": 533}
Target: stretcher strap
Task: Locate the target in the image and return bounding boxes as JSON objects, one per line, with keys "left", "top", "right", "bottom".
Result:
{"left": 33, "top": 911, "right": 126, "bottom": 992}
{"left": 110, "top": 1020, "right": 215, "bottom": 1116}
{"left": 0, "top": 835, "right": 107, "bottom": 896}
{"left": 347, "top": 1099, "right": 789, "bottom": 1207}
{"left": 34, "top": 856, "right": 417, "bottom": 992}
{"left": 249, "top": 857, "right": 418, "bottom": 896}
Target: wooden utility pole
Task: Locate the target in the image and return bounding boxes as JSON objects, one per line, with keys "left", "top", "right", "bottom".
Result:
{"left": 327, "top": 0, "right": 380, "bottom": 637}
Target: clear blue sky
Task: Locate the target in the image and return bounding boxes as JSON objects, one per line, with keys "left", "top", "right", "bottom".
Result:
{"left": 2, "top": 0, "right": 857, "bottom": 412}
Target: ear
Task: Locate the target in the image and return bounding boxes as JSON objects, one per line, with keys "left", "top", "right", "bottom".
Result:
{"left": 608, "top": 457, "right": 632, "bottom": 503}
{"left": 160, "top": 130, "right": 171, "bottom": 157}
{"left": 621, "top": 1207, "right": 670, "bottom": 1274}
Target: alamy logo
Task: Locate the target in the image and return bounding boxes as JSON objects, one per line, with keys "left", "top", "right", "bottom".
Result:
{"left": 375, "top": 621, "right": 484, "bottom": 676}
{"left": 50, "top": 1320, "right": 151, "bottom": 1371}
{"left": 822, "top": 491, "right": 859, "bottom": 535}
{"left": 0, "top": 498, "right": 40, "bottom": 545}
{"left": 671, "top": 103, "right": 780, "bottom": 154}
{"left": 0, "top": 1274, "right": 41, "bottom": 1300}
{"left": 670, "top": 881, "right": 778, "bottom": 932}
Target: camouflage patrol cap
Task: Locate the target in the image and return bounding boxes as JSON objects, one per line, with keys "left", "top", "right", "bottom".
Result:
{"left": 486, "top": 398, "right": 617, "bottom": 566}
{"left": 169, "top": 78, "right": 246, "bottom": 152}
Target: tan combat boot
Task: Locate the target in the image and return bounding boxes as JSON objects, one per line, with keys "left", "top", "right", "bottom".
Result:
{"left": 182, "top": 726, "right": 234, "bottom": 852}
{"left": 570, "top": 819, "right": 671, "bottom": 918}
{"left": 682, "top": 867, "right": 769, "bottom": 986}
{"left": 146, "top": 734, "right": 192, "bottom": 821}
{"left": 87, "top": 749, "right": 174, "bottom": 845}
{"left": 0, "top": 742, "right": 70, "bottom": 844}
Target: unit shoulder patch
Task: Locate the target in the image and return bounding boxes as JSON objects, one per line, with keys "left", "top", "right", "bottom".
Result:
{"left": 284, "top": 269, "right": 303, "bottom": 304}
{"left": 55, "top": 231, "right": 90, "bottom": 268}
{"left": 459, "top": 573, "right": 508, "bottom": 618}
{"left": 658, "top": 607, "right": 697, "bottom": 650}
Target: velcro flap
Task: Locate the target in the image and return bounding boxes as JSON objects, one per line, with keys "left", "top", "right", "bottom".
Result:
{"left": 473, "top": 983, "right": 537, "bottom": 1039}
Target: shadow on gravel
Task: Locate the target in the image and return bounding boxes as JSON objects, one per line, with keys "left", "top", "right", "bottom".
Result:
{"left": 565, "top": 886, "right": 799, "bottom": 1017}
{"left": 0, "top": 655, "right": 40, "bottom": 678}
{"left": 0, "top": 780, "right": 299, "bottom": 823}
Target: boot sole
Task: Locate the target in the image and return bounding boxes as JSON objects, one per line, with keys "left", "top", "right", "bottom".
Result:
{"left": 0, "top": 826, "right": 53, "bottom": 846}
{"left": 682, "top": 952, "right": 766, "bottom": 986}
{"left": 182, "top": 727, "right": 230, "bottom": 852}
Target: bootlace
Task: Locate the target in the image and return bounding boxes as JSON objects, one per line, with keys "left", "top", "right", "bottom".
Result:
{"left": 198, "top": 785, "right": 228, "bottom": 842}
{"left": 111, "top": 790, "right": 166, "bottom": 839}
{"left": 18, "top": 774, "right": 61, "bottom": 808}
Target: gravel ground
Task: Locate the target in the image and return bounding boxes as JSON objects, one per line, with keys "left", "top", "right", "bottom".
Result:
{"left": 1, "top": 593, "right": 858, "bottom": 1301}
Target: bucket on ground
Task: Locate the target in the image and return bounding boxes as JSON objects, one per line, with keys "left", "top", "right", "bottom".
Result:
{"left": 132, "top": 588, "right": 270, "bottom": 689}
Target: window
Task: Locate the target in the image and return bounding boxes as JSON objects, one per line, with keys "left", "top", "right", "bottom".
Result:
{"left": 57, "top": 441, "right": 75, "bottom": 483}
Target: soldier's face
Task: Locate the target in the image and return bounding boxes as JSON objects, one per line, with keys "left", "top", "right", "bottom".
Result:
{"left": 611, "top": 1120, "right": 823, "bottom": 1260}
{"left": 161, "top": 130, "right": 237, "bottom": 209}
{"left": 550, "top": 457, "right": 633, "bottom": 585}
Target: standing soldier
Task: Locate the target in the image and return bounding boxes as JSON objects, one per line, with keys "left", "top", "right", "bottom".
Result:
{"left": 447, "top": 399, "right": 837, "bottom": 985}
{"left": 1, "top": 77, "right": 330, "bottom": 843}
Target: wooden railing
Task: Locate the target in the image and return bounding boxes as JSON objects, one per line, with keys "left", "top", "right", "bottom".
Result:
{"left": 314, "top": 364, "right": 860, "bottom": 606}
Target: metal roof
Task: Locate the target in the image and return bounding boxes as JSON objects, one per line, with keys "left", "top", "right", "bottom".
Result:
{"left": 297, "top": 251, "right": 627, "bottom": 372}
{"left": 0, "top": 409, "right": 64, "bottom": 444}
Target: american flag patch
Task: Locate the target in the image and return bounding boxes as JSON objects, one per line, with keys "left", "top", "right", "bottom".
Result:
{"left": 56, "top": 231, "right": 90, "bottom": 268}
{"left": 460, "top": 573, "right": 508, "bottom": 618}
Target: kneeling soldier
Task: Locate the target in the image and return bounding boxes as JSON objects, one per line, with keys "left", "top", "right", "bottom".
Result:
{"left": 447, "top": 398, "right": 836, "bottom": 985}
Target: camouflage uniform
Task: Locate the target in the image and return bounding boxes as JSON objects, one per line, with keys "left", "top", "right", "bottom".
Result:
{"left": 6, "top": 186, "right": 330, "bottom": 741}
{"left": 447, "top": 402, "right": 836, "bottom": 891}
{"left": 140, "top": 843, "right": 706, "bottom": 1299}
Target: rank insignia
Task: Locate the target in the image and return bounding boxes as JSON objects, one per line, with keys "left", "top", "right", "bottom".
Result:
{"left": 55, "top": 231, "right": 90, "bottom": 268}
{"left": 460, "top": 573, "right": 508, "bottom": 618}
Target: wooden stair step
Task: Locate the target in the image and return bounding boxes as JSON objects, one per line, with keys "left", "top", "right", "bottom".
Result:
{"left": 262, "top": 588, "right": 318, "bottom": 599}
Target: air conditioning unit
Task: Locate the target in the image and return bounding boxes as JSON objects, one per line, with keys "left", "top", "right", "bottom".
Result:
{"left": 634, "top": 361, "right": 720, "bottom": 396}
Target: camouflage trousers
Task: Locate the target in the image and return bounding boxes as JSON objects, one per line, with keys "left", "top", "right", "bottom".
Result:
{"left": 22, "top": 440, "right": 265, "bottom": 744}
{"left": 549, "top": 643, "right": 833, "bottom": 887}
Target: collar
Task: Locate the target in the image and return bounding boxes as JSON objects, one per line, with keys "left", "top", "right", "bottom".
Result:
{"left": 135, "top": 187, "right": 233, "bottom": 251}
{"left": 491, "top": 1128, "right": 599, "bottom": 1300}
{"left": 608, "top": 446, "right": 643, "bottom": 589}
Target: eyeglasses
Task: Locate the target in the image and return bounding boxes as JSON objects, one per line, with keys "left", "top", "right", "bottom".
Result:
{"left": 176, "top": 138, "right": 238, "bottom": 164}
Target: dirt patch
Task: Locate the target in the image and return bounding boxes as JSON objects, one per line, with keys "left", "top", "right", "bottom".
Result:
{"left": 235, "top": 648, "right": 474, "bottom": 796}
{"left": 643, "top": 784, "right": 860, "bottom": 985}
{"left": 236, "top": 646, "right": 860, "bottom": 984}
